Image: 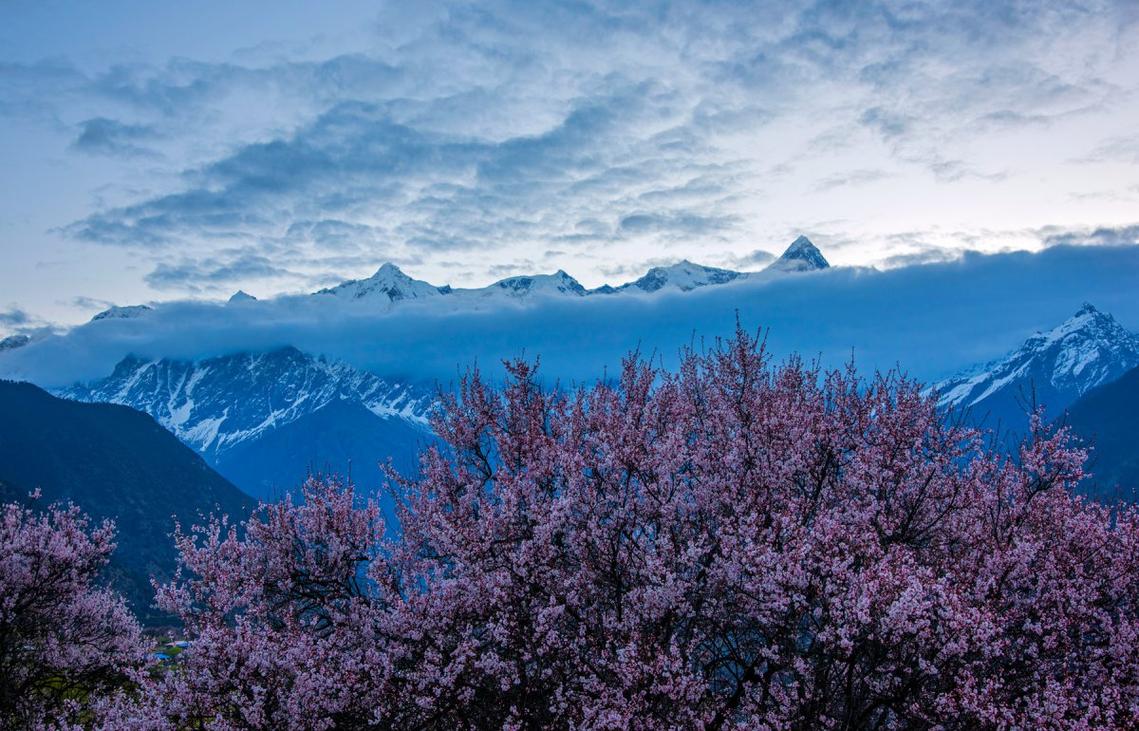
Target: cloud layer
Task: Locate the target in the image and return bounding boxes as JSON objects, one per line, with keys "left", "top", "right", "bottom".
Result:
{"left": 3, "top": 245, "right": 1137, "bottom": 395}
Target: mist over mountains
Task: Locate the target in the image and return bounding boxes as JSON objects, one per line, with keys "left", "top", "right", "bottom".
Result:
{"left": 3, "top": 241, "right": 1139, "bottom": 394}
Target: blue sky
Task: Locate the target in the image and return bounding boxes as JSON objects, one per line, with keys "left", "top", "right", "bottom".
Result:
{"left": 2, "top": 0, "right": 1139, "bottom": 329}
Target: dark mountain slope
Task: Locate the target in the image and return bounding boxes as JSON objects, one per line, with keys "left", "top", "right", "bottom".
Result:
{"left": 213, "top": 398, "right": 432, "bottom": 503}
{"left": 1067, "top": 365, "right": 1139, "bottom": 501}
{"left": 0, "top": 380, "right": 253, "bottom": 621}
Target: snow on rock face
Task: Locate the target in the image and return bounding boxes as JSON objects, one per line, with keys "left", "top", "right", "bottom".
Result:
{"left": 90, "top": 304, "right": 153, "bottom": 322}
{"left": 934, "top": 303, "right": 1139, "bottom": 413}
{"left": 614, "top": 260, "right": 744, "bottom": 294}
{"left": 765, "top": 236, "right": 830, "bottom": 273}
{"left": 62, "top": 347, "right": 435, "bottom": 458}
{"left": 470, "top": 270, "right": 587, "bottom": 299}
{"left": 316, "top": 263, "right": 449, "bottom": 304}
{"left": 308, "top": 236, "right": 831, "bottom": 307}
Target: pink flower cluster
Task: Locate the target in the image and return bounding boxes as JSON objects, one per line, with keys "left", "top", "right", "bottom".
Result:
{"left": 10, "top": 329, "right": 1139, "bottom": 729}
{"left": 0, "top": 497, "right": 144, "bottom": 727}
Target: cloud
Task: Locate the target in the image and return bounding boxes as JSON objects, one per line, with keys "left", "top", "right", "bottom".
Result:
{"left": 721, "top": 249, "right": 777, "bottom": 269}
{"left": 71, "top": 117, "right": 160, "bottom": 157}
{"left": 0, "top": 307, "right": 31, "bottom": 327}
{"left": 1038, "top": 223, "right": 1139, "bottom": 248}
{"left": 145, "top": 253, "right": 300, "bottom": 292}
{"left": 617, "top": 212, "right": 739, "bottom": 237}
{"left": 3, "top": 245, "right": 1138, "bottom": 395}
{"left": 61, "top": 79, "right": 753, "bottom": 289}
{"left": 1078, "top": 135, "right": 1139, "bottom": 165}
{"left": 812, "top": 168, "right": 892, "bottom": 192}
{"left": 877, "top": 248, "right": 967, "bottom": 269}
{"left": 69, "top": 296, "right": 114, "bottom": 311}
{"left": 859, "top": 107, "right": 912, "bottom": 140}
{"left": 0, "top": 305, "right": 55, "bottom": 339}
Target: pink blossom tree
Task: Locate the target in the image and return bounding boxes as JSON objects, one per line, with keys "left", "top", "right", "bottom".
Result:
{"left": 143, "top": 329, "right": 1139, "bottom": 729}
{"left": 0, "top": 495, "right": 144, "bottom": 727}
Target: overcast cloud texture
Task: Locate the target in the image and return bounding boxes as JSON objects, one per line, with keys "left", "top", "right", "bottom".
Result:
{"left": 2, "top": 0, "right": 1139, "bottom": 328}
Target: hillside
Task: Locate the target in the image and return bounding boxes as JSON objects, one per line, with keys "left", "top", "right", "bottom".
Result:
{"left": 1067, "top": 365, "right": 1139, "bottom": 501}
{"left": 0, "top": 380, "right": 254, "bottom": 621}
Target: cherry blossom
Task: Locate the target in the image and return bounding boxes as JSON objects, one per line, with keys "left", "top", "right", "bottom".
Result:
{"left": 114, "top": 329, "right": 1139, "bottom": 727}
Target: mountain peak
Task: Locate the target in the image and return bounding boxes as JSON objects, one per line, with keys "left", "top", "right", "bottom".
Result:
{"left": 90, "top": 304, "right": 153, "bottom": 322}
{"left": 1035, "top": 302, "right": 1126, "bottom": 347}
{"left": 373, "top": 262, "right": 404, "bottom": 278}
{"left": 935, "top": 305, "right": 1139, "bottom": 420}
{"left": 488, "top": 270, "right": 586, "bottom": 298}
{"left": 228, "top": 290, "right": 257, "bottom": 303}
{"left": 768, "top": 235, "right": 830, "bottom": 273}
{"left": 65, "top": 349, "right": 436, "bottom": 459}
{"left": 617, "top": 260, "right": 743, "bottom": 294}
{"left": 317, "top": 263, "right": 447, "bottom": 303}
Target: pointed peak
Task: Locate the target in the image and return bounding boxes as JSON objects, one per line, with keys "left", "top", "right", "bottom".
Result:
{"left": 1028, "top": 303, "right": 1134, "bottom": 350}
{"left": 317, "top": 263, "right": 446, "bottom": 302}
{"left": 372, "top": 262, "right": 405, "bottom": 277}
{"left": 783, "top": 235, "right": 823, "bottom": 257}
{"left": 1053, "top": 303, "right": 1117, "bottom": 333}
{"left": 768, "top": 235, "right": 829, "bottom": 272}
{"left": 228, "top": 290, "right": 256, "bottom": 303}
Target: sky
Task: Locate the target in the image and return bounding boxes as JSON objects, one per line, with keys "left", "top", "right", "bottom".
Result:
{"left": 2, "top": 0, "right": 1139, "bottom": 330}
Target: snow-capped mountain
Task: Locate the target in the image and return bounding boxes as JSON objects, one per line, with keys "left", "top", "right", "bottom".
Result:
{"left": 470, "top": 270, "right": 587, "bottom": 299}
{"left": 616, "top": 260, "right": 744, "bottom": 294}
{"left": 934, "top": 303, "right": 1139, "bottom": 427}
{"left": 765, "top": 235, "right": 830, "bottom": 273}
{"left": 91, "top": 304, "right": 153, "bottom": 322}
{"left": 63, "top": 346, "right": 435, "bottom": 459}
{"left": 64, "top": 236, "right": 833, "bottom": 330}
{"left": 316, "top": 262, "right": 451, "bottom": 303}
{"left": 308, "top": 235, "right": 825, "bottom": 306}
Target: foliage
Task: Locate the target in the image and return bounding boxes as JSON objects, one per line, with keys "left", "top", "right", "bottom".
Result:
{"left": 0, "top": 495, "right": 144, "bottom": 728}
{"left": 14, "top": 329, "right": 1139, "bottom": 729}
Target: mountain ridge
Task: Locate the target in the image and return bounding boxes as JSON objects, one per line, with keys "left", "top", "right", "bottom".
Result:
{"left": 302, "top": 235, "right": 831, "bottom": 308}
{"left": 63, "top": 346, "right": 435, "bottom": 459}
{"left": 933, "top": 303, "right": 1139, "bottom": 430}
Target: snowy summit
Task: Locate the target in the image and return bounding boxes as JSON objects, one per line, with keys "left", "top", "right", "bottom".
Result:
{"left": 934, "top": 303, "right": 1139, "bottom": 422}
{"left": 766, "top": 236, "right": 830, "bottom": 273}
